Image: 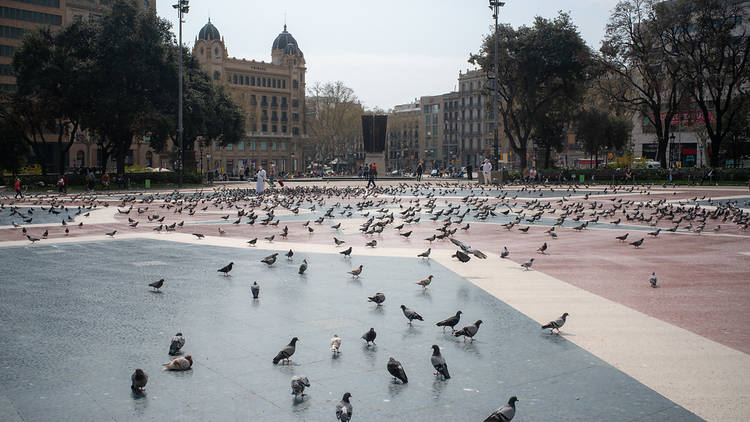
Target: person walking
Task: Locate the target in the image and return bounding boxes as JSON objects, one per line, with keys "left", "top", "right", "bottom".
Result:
{"left": 256, "top": 166, "right": 267, "bottom": 194}
{"left": 366, "top": 163, "right": 377, "bottom": 189}
{"left": 481, "top": 159, "right": 492, "bottom": 185}
{"left": 101, "top": 172, "right": 110, "bottom": 191}
{"left": 14, "top": 178, "right": 22, "bottom": 198}
{"left": 416, "top": 163, "right": 423, "bottom": 181}
{"left": 466, "top": 164, "right": 473, "bottom": 181}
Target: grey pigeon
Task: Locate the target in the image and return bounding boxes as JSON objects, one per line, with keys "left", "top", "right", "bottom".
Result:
{"left": 630, "top": 238, "right": 644, "bottom": 248}
{"left": 649, "top": 272, "right": 658, "bottom": 288}
{"left": 430, "top": 345, "right": 450, "bottom": 379}
{"left": 387, "top": 357, "right": 408, "bottom": 383}
{"left": 273, "top": 337, "right": 298, "bottom": 364}
{"left": 335, "top": 392, "right": 353, "bottom": 421}
{"left": 218, "top": 262, "right": 233, "bottom": 276}
{"left": 541, "top": 313, "right": 568, "bottom": 333}
{"left": 436, "top": 310, "right": 462, "bottom": 332}
{"left": 348, "top": 265, "right": 363, "bottom": 277}
{"left": 130, "top": 368, "right": 148, "bottom": 392}
{"left": 455, "top": 320, "right": 482, "bottom": 341}
{"left": 418, "top": 248, "right": 431, "bottom": 258}
{"left": 169, "top": 333, "right": 185, "bottom": 356}
{"left": 616, "top": 233, "right": 629, "bottom": 242}
{"left": 298, "top": 259, "right": 308, "bottom": 274}
{"left": 261, "top": 253, "right": 278, "bottom": 266}
{"left": 291, "top": 375, "right": 310, "bottom": 397}
{"left": 365, "top": 239, "right": 377, "bottom": 247}
{"left": 148, "top": 278, "right": 164, "bottom": 291}
{"left": 400, "top": 305, "right": 423, "bottom": 324}
{"left": 452, "top": 250, "right": 471, "bottom": 262}
{"left": 339, "top": 246, "right": 352, "bottom": 256}
{"left": 251, "top": 281, "right": 260, "bottom": 299}
{"left": 483, "top": 396, "right": 518, "bottom": 422}
{"left": 362, "top": 328, "right": 377, "bottom": 346}
{"left": 367, "top": 292, "right": 385, "bottom": 306}
{"left": 286, "top": 249, "right": 294, "bottom": 259}
{"left": 500, "top": 246, "right": 509, "bottom": 258}
{"left": 521, "top": 258, "right": 534, "bottom": 271}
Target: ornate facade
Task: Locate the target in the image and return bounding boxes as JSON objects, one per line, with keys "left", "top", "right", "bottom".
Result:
{"left": 193, "top": 20, "right": 307, "bottom": 177}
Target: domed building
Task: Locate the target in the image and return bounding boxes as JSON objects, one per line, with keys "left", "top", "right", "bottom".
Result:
{"left": 193, "top": 20, "right": 307, "bottom": 177}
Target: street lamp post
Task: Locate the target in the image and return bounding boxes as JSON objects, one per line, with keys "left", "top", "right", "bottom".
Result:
{"left": 489, "top": 1, "right": 505, "bottom": 171}
{"left": 173, "top": 0, "right": 189, "bottom": 188}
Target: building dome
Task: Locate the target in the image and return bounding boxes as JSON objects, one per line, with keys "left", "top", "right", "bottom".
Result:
{"left": 272, "top": 24, "right": 300, "bottom": 54}
{"left": 198, "top": 19, "right": 221, "bottom": 41}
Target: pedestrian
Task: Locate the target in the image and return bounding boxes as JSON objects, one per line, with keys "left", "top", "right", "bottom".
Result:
{"left": 625, "top": 167, "right": 632, "bottom": 184}
{"left": 416, "top": 163, "right": 423, "bottom": 181}
{"left": 86, "top": 171, "right": 95, "bottom": 190}
{"left": 366, "top": 163, "right": 377, "bottom": 189}
{"left": 63, "top": 174, "right": 68, "bottom": 193}
{"left": 481, "top": 159, "right": 492, "bottom": 184}
{"left": 14, "top": 177, "right": 22, "bottom": 198}
{"left": 668, "top": 166, "right": 674, "bottom": 184}
{"left": 244, "top": 166, "right": 250, "bottom": 181}
{"left": 256, "top": 166, "right": 266, "bottom": 194}
{"left": 57, "top": 176, "right": 65, "bottom": 193}
{"left": 101, "top": 172, "right": 110, "bottom": 191}
{"left": 466, "top": 164, "right": 473, "bottom": 181}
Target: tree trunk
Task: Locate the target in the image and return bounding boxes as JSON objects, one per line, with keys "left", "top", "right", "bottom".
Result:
{"left": 544, "top": 143, "right": 552, "bottom": 169}
{"left": 709, "top": 144, "right": 721, "bottom": 167}
{"left": 594, "top": 149, "right": 599, "bottom": 169}
{"left": 657, "top": 138, "right": 668, "bottom": 169}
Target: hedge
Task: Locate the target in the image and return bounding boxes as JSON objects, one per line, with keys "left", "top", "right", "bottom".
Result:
{"left": 2, "top": 172, "right": 202, "bottom": 189}
{"left": 508, "top": 167, "right": 750, "bottom": 183}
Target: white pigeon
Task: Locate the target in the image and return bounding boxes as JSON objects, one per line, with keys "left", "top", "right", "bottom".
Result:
{"left": 330, "top": 334, "right": 342, "bottom": 354}
{"left": 649, "top": 272, "right": 658, "bottom": 288}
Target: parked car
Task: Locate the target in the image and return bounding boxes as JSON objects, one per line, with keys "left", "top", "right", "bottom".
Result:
{"left": 430, "top": 169, "right": 439, "bottom": 177}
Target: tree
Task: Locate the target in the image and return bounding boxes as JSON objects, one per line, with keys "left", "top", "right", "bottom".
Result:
{"left": 598, "top": 0, "right": 683, "bottom": 168}
{"left": 576, "top": 109, "right": 632, "bottom": 167}
{"left": 471, "top": 12, "right": 592, "bottom": 169}
{"left": 12, "top": 22, "right": 94, "bottom": 174}
{"left": 0, "top": 102, "right": 31, "bottom": 174}
{"left": 306, "top": 81, "right": 363, "bottom": 167}
{"left": 84, "top": 0, "right": 175, "bottom": 174}
{"left": 532, "top": 109, "right": 567, "bottom": 169}
{"left": 660, "top": 0, "right": 750, "bottom": 167}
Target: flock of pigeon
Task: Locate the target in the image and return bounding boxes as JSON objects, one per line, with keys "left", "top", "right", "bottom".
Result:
{"left": 2, "top": 181, "right": 748, "bottom": 420}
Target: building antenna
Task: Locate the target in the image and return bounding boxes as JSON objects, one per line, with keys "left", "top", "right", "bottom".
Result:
{"left": 284, "top": 12, "right": 287, "bottom": 30}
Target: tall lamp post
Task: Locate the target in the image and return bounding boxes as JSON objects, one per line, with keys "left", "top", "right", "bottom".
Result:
{"left": 489, "top": 1, "right": 505, "bottom": 171}
{"left": 173, "top": 0, "right": 189, "bottom": 188}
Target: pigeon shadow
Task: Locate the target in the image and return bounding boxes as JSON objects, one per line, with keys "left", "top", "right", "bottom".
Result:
{"left": 148, "top": 290, "right": 163, "bottom": 295}
{"left": 387, "top": 380, "right": 407, "bottom": 398}
{"left": 402, "top": 324, "right": 422, "bottom": 339}
{"left": 418, "top": 289, "right": 432, "bottom": 302}
{"left": 431, "top": 377, "right": 448, "bottom": 399}
{"left": 370, "top": 306, "right": 385, "bottom": 315}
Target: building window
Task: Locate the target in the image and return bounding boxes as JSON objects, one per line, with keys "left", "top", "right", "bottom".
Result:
{"left": 292, "top": 99, "right": 299, "bottom": 107}
{"left": 250, "top": 94, "right": 257, "bottom": 105}
{"left": 271, "top": 141, "right": 277, "bottom": 150}
{"left": 271, "top": 96, "right": 278, "bottom": 106}
{"left": 262, "top": 124, "right": 268, "bottom": 132}
{"left": 245, "top": 76, "right": 250, "bottom": 85}
{"left": 213, "top": 70, "right": 220, "bottom": 80}
{"left": 145, "top": 151, "right": 152, "bottom": 167}
{"left": 238, "top": 141, "right": 245, "bottom": 151}
{"left": 282, "top": 125, "right": 287, "bottom": 133}
{"left": 249, "top": 141, "right": 256, "bottom": 150}
{"left": 292, "top": 127, "right": 299, "bottom": 136}
{"left": 292, "top": 113, "right": 299, "bottom": 121}
{"left": 272, "top": 125, "right": 277, "bottom": 133}
{"left": 251, "top": 124, "right": 257, "bottom": 132}
{"left": 292, "top": 80, "right": 299, "bottom": 89}
{"left": 281, "top": 111, "right": 287, "bottom": 121}
{"left": 260, "top": 141, "right": 267, "bottom": 150}
{"left": 251, "top": 76, "right": 255, "bottom": 86}
{"left": 233, "top": 74, "right": 237, "bottom": 84}
{"left": 272, "top": 79, "right": 276, "bottom": 88}
{"left": 0, "top": 45, "right": 14, "bottom": 56}
{"left": 261, "top": 96, "right": 268, "bottom": 106}
{"left": 226, "top": 143, "right": 233, "bottom": 151}
{"left": 281, "top": 142, "right": 287, "bottom": 151}
{"left": 0, "top": 26, "right": 24, "bottom": 39}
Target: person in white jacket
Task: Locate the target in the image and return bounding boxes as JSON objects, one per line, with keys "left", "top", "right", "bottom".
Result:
{"left": 481, "top": 159, "right": 492, "bottom": 184}
{"left": 256, "top": 166, "right": 267, "bottom": 193}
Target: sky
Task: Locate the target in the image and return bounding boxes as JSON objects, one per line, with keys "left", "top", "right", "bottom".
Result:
{"left": 157, "top": 0, "right": 621, "bottom": 110}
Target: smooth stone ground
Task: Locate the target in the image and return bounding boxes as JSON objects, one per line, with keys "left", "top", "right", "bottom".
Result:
{"left": 0, "top": 238, "right": 701, "bottom": 421}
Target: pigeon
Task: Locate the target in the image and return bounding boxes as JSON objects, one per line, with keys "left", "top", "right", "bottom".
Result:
{"left": 629, "top": 238, "right": 644, "bottom": 248}
{"left": 330, "top": 334, "right": 342, "bottom": 353}
{"left": 348, "top": 265, "right": 363, "bottom": 278}
{"left": 361, "top": 328, "right": 377, "bottom": 346}
{"left": 339, "top": 246, "right": 353, "bottom": 257}
{"left": 416, "top": 275, "right": 433, "bottom": 289}
{"left": 483, "top": 396, "right": 518, "bottom": 422}
{"left": 291, "top": 375, "right": 310, "bottom": 397}
{"left": 387, "top": 357, "right": 408, "bottom": 383}
{"left": 334, "top": 237, "right": 346, "bottom": 245}
{"left": 436, "top": 311, "right": 462, "bottom": 332}
{"left": 518, "top": 226, "right": 530, "bottom": 233}
{"left": 648, "top": 228, "right": 661, "bottom": 237}
{"left": 616, "top": 233, "right": 629, "bottom": 242}
{"left": 452, "top": 250, "right": 471, "bottom": 262}
{"left": 521, "top": 258, "right": 534, "bottom": 271}
{"left": 365, "top": 239, "right": 377, "bottom": 247}
{"left": 537, "top": 242, "right": 547, "bottom": 254}
{"left": 105, "top": 230, "right": 117, "bottom": 237}
{"left": 218, "top": 262, "right": 234, "bottom": 276}
{"left": 298, "top": 259, "right": 308, "bottom": 274}
{"left": 273, "top": 337, "right": 298, "bottom": 364}
{"left": 130, "top": 368, "right": 148, "bottom": 392}
{"left": 148, "top": 278, "right": 164, "bottom": 291}
{"left": 335, "top": 392, "right": 353, "bottom": 422}
{"left": 247, "top": 238, "right": 258, "bottom": 246}
{"left": 42, "top": 229, "right": 48, "bottom": 239}
{"left": 455, "top": 320, "right": 482, "bottom": 341}
{"left": 286, "top": 249, "right": 294, "bottom": 260}
{"left": 26, "top": 235, "right": 39, "bottom": 243}
{"left": 541, "top": 313, "right": 568, "bottom": 334}
{"left": 500, "top": 246, "right": 509, "bottom": 258}
{"left": 367, "top": 292, "right": 385, "bottom": 306}
{"left": 218, "top": 227, "right": 226, "bottom": 235}
{"left": 649, "top": 272, "right": 658, "bottom": 288}
{"left": 169, "top": 333, "right": 186, "bottom": 356}
{"left": 430, "top": 345, "right": 450, "bottom": 379}
{"left": 400, "top": 230, "right": 412, "bottom": 238}
{"left": 417, "top": 248, "right": 431, "bottom": 258}
{"left": 261, "top": 253, "right": 278, "bottom": 266}
{"left": 265, "top": 234, "right": 275, "bottom": 242}
{"left": 400, "top": 304, "right": 423, "bottom": 324}
{"left": 251, "top": 281, "right": 260, "bottom": 299}
{"left": 163, "top": 355, "right": 193, "bottom": 371}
